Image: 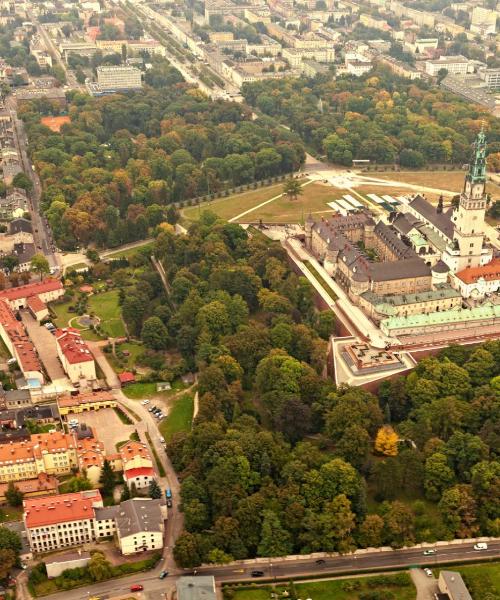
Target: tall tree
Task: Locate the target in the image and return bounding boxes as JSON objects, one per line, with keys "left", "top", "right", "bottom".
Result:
{"left": 99, "top": 459, "right": 115, "bottom": 497}
{"left": 282, "top": 177, "right": 303, "bottom": 201}
{"left": 30, "top": 253, "right": 50, "bottom": 281}
{"left": 257, "top": 510, "right": 292, "bottom": 557}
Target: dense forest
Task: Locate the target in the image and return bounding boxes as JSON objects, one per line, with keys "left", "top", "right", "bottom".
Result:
{"left": 20, "top": 84, "right": 304, "bottom": 249}
{"left": 242, "top": 67, "right": 500, "bottom": 168}
{"left": 110, "top": 215, "right": 500, "bottom": 567}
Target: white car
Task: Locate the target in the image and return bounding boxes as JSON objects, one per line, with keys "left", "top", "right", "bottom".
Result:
{"left": 424, "top": 568, "right": 433, "bottom": 577}
{"left": 474, "top": 542, "right": 488, "bottom": 551}
{"left": 141, "top": 399, "right": 150, "bottom": 405}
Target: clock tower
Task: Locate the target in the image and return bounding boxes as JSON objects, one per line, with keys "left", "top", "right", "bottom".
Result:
{"left": 444, "top": 129, "right": 492, "bottom": 272}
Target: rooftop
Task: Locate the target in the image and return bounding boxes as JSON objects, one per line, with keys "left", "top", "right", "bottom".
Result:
{"left": 456, "top": 258, "right": 500, "bottom": 284}
{"left": 177, "top": 576, "right": 216, "bottom": 600}
{"left": 382, "top": 302, "right": 500, "bottom": 330}
{"left": 24, "top": 490, "right": 102, "bottom": 528}
{"left": 114, "top": 498, "right": 162, "bottom": 537}
{"left": 55, "top": 328, "right": 94, "bottom": 364}
{"left": 439, "top": 571, "right": 473, "bottom": 600}
{"left": 0, "top": 278, "right": 62, "bottom": 302}
{"left": 409, "top": 195, "right": 454, "bottom": 240}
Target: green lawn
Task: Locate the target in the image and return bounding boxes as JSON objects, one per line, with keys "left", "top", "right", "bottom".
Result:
{"left": 160, "top": 393, "right": 194, "bottom": 441}
{"left": 183, "top": 181, "right": 353, "bottom": 224}
{"left": 51, "top": 290, "right": 125, "bottom": 340}
{"left": 230, "top": 573, "right": 415, "bottom": 600}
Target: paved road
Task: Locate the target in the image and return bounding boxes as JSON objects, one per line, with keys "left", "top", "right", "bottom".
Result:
{"left": 39, "top": 541, "right": 500, "bottom": 600}
{"left": 6, "top": 100, "right": 58, "bottom": 269}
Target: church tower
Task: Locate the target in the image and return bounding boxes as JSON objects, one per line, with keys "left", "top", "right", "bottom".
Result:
{"left": 445, "top": 129, "right": 492, "bottom": 272}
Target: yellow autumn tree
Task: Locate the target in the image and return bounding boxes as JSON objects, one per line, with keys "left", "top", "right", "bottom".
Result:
{"left": 374, "top": 425, "right": 399, "bottom": 457}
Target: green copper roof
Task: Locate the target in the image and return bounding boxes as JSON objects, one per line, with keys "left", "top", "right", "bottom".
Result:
{"left": 382, "top": 302, "right": 500, "bottom": 330}
{"left": 468, "top": 128, "right": 487, "bottom": 184}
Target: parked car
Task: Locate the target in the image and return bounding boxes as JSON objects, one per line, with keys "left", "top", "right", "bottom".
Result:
{"left": 251, "top": 571, "right": 264, "bottom": 578}
{"left": 424, "top": 568, "right": 433, "bottom": 577}
{"left": 159, "top": 571, "right": 168, "bottom": 579}
{"left": 423, "top": 549, "right": 436, "bottom": 556}
{"left": 141, "top": 399, "right": 150, "bottom": 405}
{"left": 130, "top": 584, "right": 144, "bottom": 592}
{"left": 159, "top": 436, "right": 165, "bottom": 444}
{"left": 474, "top": 543, "right": 488, "bottom": 551}
{"left": 166, "top": 498, "right": 173, "bottom": 508}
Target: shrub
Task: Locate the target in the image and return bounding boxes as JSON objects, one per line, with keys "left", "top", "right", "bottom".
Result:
{"left": 342, "top": 580, "right": 362, "bottom": 592}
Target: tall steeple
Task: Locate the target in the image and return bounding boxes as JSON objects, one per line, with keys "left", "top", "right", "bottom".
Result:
{"left": 465, "top": 126, "right": 487, "bottom": 190}
{"left": 442, "top": 128, "right": 493, "bottom": 273}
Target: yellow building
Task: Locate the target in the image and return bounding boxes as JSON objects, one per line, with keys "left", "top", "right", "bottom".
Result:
{"left": 0, "top": 432, "right": 78, "bottom": 483}
{"left": 57, "top": 391, "right": 117, "bottom": 416}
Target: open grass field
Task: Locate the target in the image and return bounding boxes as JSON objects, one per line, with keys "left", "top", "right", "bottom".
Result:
{"left": 183, "top": 183, "right": 285, "bottom": 222}
{"left": 107, "top": 341, "right": 144, "bottom": 372}
{"left": 183, "top": 182, "right": 350, "bottom": 224}
{"left": 159, "top": 392, "right": 194, "bottom": 441}
{"left": 230, "top": 572, "right": 415, "bottom": 600}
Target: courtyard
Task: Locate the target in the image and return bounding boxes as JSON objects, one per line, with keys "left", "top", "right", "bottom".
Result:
{"left": 75, "top": 407, "right": 137, "bottom": 454}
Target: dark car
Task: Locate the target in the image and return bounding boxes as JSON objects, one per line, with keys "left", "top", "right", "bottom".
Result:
{"left": 166, "top": 498, "right": 173, "bottom": 508}
{"left": 159, "top": 571, "right": 168, "bottom": 579}
{"left": 251, "top": 571, "right": 264, "bottom": 577}
{"left": 315, "top": 559, "right": 326, "bottom": 565}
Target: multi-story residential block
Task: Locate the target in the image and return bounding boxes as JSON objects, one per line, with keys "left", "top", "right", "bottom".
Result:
{"left": 478, "top": 67, "right": 500, "bottom": 90}
{"left": 470, "top": 6, "right": 497, "bottom": 35}
{"left": 0, "top": 431, "right": 78, "bottom": 483}
{"left": 425, "top": 55, "right": 470, "bottom": 76}
{"left": 55, "top": 328, "right": 96, "bottom": 384}
{"left": 96, "top": 66, "right": 142, "bottom": 92}
{"left": 23, "top": 491, "right": 164, "bottom": 555}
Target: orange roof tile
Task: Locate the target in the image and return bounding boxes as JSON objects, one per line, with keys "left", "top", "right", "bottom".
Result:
{"left": 456, "top": 258, "right": 500, "bottom": 284}
{"left": 24, "top": 490, "right": 102, "bottom": 528}
{"left": 56, "top": 328, "right": 94, "bottom": 364}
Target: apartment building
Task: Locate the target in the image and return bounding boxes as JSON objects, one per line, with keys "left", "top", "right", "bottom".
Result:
{"left": 470, "top": 6, "right": 497, "bottom": 35}
{"left": 24, "top": 491, "right": 164, "bottom": 555}
{"left": 0, "top": 432, "right": 78, "bottom": 483}
{"left": 478, "top": 67, "right": 500, "bottom": 90}
{"left": 96, "top": 66, "right": 142, "bottom": 92}
{"left": 24, "top": 490, "right": 103, "bottom": 553}
{"left": 55, "top": 328, "right": 96, "bottom": 383}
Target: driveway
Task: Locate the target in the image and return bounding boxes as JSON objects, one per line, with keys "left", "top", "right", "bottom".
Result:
{"left": 77, "top": 408, "right": 136, "bottom": 454}
{"left": 20, "top": 310, "right": 66, "bottom": 381}
{"left": 411, "top": 568, "right": 439, "bottom": 600}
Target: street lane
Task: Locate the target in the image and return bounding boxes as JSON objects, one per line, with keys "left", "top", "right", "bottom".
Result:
{"left": 39, "top": 540, "right": 500, "bottom": 600}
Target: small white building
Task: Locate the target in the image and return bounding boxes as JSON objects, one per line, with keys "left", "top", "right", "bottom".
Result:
{"left": 114, "top": 498, "right": 164, "bottom": 555}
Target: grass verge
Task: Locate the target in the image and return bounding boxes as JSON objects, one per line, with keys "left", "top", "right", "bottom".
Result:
{"left": 145, "top": 431, "right": 166, "bottom": 477}
{"left": 226, "top": 572, "right": 415, "bottom": 600}
{"left": 303, "top": 261, "right": 338, "bottom": 302}
{"left": 114, "top": 406, "right": 133, "bottom": 425}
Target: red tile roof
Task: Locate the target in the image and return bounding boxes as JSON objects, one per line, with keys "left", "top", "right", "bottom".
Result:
{"left": 56, "top": 328, "right": 94, "bottom": 364}
{"left": 57, "top": 390, "right": 115, "bottom": 408}
{"left": 24, "top": 490, "right": 102, "bottom": 528}
{"left": 0, "top": 300, "right": 42, "bottom": 374}
{"left": 118, "top": 371, "right": 135, "bottom": 384}
{"left": 27, "top": 295, "right": 46, "bottom": 313}
{"left": 0, "top": 278, "right": 62, "bottom": 301}
{"left": 123, "top": 467, "right": 154, "bottom": 480}
{"left": 456, "top": 258, "right": 500, "bottom": 284}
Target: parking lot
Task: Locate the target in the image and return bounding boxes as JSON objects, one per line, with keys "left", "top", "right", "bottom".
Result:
{"left": 73, "top": 408, "right": 136, "bottom": 453}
